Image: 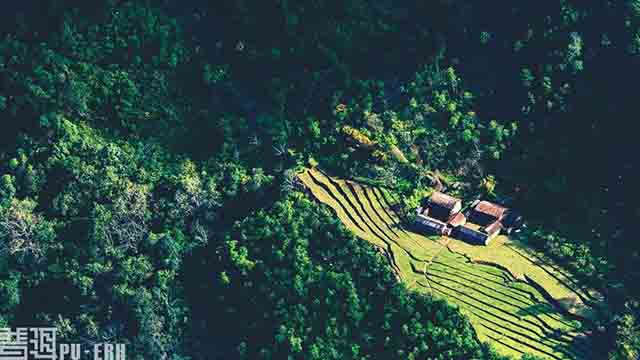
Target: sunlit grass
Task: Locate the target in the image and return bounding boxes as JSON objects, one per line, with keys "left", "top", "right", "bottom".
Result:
{"left": 299, "top": 168, "right": 597, "bottom": 359}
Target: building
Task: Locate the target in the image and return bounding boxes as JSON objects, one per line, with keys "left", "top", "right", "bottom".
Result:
{"left": 484, "top": 220, "right": 503, "bottom": 237}
{"left": 414, "top": 214, "right": 450, "bottom": 236}
{"left": 447, "top": 212, "right": 467, "bottom": 227}
{"left": 454, "top": 225, "right": 490, "bottom": 245}
{"left": 467, "top": 200, "right": 508, "bottom": 225}
{"left": 458, "top": 200, "right": 512, "bottom": 245}
{"left": 414, "top": 192, "right": 463, "bottom": 236}
{"left": 425, "top": 191, "right": 463, "bottom": 222}
{"left": 414, "top": 193, "right": 520, "bottom": 246}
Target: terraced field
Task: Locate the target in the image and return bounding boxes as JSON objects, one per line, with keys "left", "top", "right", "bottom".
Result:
{"left": 298, "top": 168, "right": 602, "bottom": 360}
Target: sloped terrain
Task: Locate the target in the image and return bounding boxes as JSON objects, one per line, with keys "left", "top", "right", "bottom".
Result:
{"left": 298, "top": 168, "right": 602, "bottom": 360}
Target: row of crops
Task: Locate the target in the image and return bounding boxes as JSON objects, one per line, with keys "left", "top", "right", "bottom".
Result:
{"left": 298, "top": 168, "right": 596, "bottom": 360}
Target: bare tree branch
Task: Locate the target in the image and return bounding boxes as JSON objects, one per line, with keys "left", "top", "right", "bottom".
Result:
{"left": 0, "top": 200, "right": 50, "bottom": 262}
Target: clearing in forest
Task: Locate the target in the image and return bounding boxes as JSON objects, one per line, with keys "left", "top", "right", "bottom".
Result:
{"left": 298, "top": 167, "right": 603, "bottom": 360}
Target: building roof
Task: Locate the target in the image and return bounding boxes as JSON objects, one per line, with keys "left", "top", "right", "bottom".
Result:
{"left": 429, "top": 192, "right": 461, "bottom": 210}
{"left": 484, "top": 220, "right": 503, "bottom": 236}
{"left": 473, "top": 201, "right": 508, "bottom": 220}
{"left": 447, "top": 212, "right": 467, "bottom": 227}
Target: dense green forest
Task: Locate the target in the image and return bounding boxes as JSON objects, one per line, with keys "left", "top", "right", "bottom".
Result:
{"left": 0, "top": 1, "right": 639, "bottom": 359}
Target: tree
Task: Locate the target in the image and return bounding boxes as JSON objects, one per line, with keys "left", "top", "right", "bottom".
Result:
{"left": 93, "top": 181, "right": 150, "bottom": 255}
{"left": 0, "top": 198, "right": 55, "bottom": 263}
{"left": 609, "top": 310, "right": 640, "bottom": 360}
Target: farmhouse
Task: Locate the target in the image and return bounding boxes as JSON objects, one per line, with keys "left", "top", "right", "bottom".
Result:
{"left": 484, "top": 220, "right": 503, "bottom": 237}
{"left": 414, "top": 214, "right": 450, "bottom": 236}
{"left": 414, "top": 192, "right": 463, "bottom": 235}
{"left": 457, "top": 200, "right": 511, "bottom": 245}
{"left": 414, "top": 192, "right": 519, "bottom": 245}
{"left": 455, "top": 221, "right": 502, "bottom": 246}
{"left": 424, "top": 191, "right": 462, "bottom": 221}
{"left": 467, "top": 200, "right": 508, "bottom": 225}
{"left": 454, "top": 225, "right": 490, "bottom": 245}
{"left": 447, "top": 211, "right": 467, "bottom": 227}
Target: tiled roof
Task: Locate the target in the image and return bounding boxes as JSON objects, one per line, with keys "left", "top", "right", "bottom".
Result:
{"left": 473, "top": 201, "right": 508, "bottom": 220}
{"left": 484, "top": 220, "right": 503, "bottom": 236}
{"left": 447, "top": 212, "right": 467, "bottom": 227}
{"left": 429, "top": 191, "right": 461, "bottom": 210}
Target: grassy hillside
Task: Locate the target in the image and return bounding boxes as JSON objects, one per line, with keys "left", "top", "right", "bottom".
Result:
{"left": 299, "top": 167, "right": 602, "bottom": 359}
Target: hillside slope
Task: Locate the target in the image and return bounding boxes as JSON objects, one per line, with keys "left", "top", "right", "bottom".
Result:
{"left": 299, "top": 167, "right": 602, "bottom": 359}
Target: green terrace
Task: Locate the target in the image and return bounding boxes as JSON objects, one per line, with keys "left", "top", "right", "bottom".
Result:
{"left": 298, "top": 167, "right": 603, "bottom": 360}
